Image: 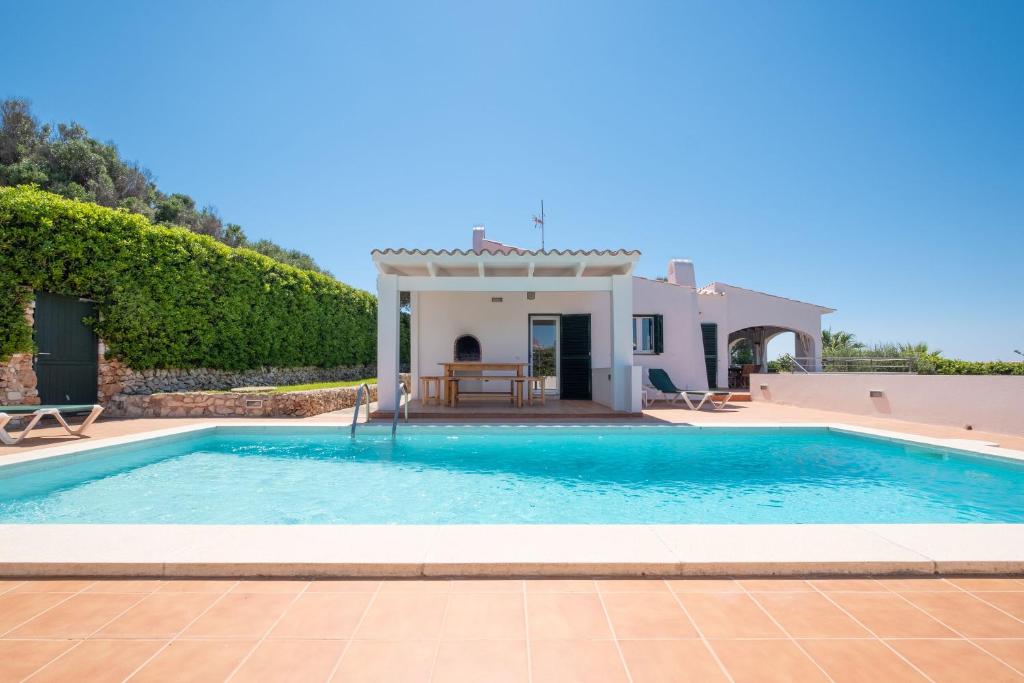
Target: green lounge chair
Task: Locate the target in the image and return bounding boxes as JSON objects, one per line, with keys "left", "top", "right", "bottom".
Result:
{"left": 646, "top": 369, "right": 734, "bottom": 411}
{"left": 0, "top": 404, "right": 104, "bottom": 445}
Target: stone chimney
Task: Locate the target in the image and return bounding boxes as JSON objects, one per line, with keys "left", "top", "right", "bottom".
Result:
{"left": 667, "top": 259, "right": 696, "bottom": 287}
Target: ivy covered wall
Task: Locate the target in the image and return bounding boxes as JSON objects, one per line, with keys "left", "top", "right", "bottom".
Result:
{"left": 0, "top": 186, "right": 378, "bottom": 370}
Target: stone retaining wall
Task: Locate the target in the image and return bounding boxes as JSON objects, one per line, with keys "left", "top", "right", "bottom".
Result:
{"left": 104, "top": 374, "right": 410, "bottom": 419}
{"left": 98, "top": 359, "right": 379, "bottom": 404}
{"left": 1, "top": 302, "right": 39, "bottom": 406}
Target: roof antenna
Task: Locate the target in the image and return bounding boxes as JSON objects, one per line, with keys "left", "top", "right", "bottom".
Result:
{"left": 531, "top": 200, "right": 545, "bottom": 251}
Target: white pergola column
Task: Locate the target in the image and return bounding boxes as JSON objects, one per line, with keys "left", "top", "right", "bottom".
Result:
{"left": 376, "top": 274, "right": 401, "bottom": 412}
{"left": 610, "top": 274, "right": 634, "bottom": 411}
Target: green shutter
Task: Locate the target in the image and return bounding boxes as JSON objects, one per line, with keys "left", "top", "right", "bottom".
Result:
{"left": 700, "top": 323, "right": 718, "bottom": 388}
{"left": 653, "top": 315, "right": 664, "bottom": 354}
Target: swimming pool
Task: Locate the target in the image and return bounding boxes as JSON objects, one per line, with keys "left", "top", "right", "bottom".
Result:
{"left": 1, "top": 426, "right": 1021, "bottom": 524}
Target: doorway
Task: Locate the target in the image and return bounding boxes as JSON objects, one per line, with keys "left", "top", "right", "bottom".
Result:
{"left": 33, "top": 292, "right": 99, "bottom": 405}
{"left": 529, "top": 315, "right": 559, "bottom": 394}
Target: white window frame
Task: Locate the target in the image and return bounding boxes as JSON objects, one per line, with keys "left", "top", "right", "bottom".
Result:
{"left": 633, "top": 315, "right": 656, "bottom": 354}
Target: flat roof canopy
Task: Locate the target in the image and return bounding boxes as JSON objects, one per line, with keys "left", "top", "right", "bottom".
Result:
{"left": 372, "top": 248, "right": 640, "bottom": 280}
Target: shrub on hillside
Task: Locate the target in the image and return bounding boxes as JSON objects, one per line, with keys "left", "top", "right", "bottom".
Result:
{"left": 0, "top": 186, "right": 376, "bottom": 369}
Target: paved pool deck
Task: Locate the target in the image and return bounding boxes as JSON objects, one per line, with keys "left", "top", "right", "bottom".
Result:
{"left": 1, "top": 576, "right": 1023, "bottom": 682}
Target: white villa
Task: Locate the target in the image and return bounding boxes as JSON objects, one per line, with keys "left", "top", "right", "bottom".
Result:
{"left": 374, "top": 227, "right": 833, "bottom": 413}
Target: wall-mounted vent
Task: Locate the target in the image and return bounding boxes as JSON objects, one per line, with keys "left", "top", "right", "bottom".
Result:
{"left": 869, "top": 390, "right": 884, "bottom": 398}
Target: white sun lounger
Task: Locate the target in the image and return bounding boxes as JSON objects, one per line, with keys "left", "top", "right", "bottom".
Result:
{"left": 680, "top": 390, "right": 734, "bottom": 411}
{"left": 0, "top": 404, "right": 104, "bottom": 445}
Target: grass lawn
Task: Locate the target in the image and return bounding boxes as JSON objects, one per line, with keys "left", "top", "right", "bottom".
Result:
{"left": 271, "top": 378, "right": 376, "bottom": 393}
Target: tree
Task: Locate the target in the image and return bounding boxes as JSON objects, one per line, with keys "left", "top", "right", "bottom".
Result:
{"left": 0, "top": 97, "right": 327, "bottom": 275}
{"left": 821, "top": 329, "right": 864, "bottom": 355}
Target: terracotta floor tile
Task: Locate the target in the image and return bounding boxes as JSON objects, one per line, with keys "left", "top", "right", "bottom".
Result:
{"left": 306, "top": 580, "right": 381, "bottom": 593}
{"left": 974, "top": 593, "right": 1024, "bottom": 620}
{"left": 800, "top": 639, "right": 929, "bottom": 683}
{"left": 828, "top": 592, "right": 956, "bottom": 638}
{"left": 330, "top": 640, "right": 436, "bottom": 683}
{"left": 230, "top": 580, "right": 309, "bottom": 594}
{"left": 887, "top": 639, "right": 1024, "bottom": 683}
{"left": 973, "top": 639, "right": 1024, "bottom": 673}
{"left": 231, "top": 639, "right": 346, "bottom": 682}
{"left": 353, "top": 593, "right": 448, "bottom": 640}
{"left": 377, "top": 579, "right": 452, "bottom": 593}
{"left": 0, "top": 580, "right": 24, "bottom": 595}
{"left": 0, "top": 639, "right": 77, "bottom": 682}
{"left": 85, "top": 580, "right": 163, "bottom": 594}
{"left": 754, "top": 592, "right": 869, "bottom": 638}
{"left": 442, "top": 593, "right": 525, "bottom": 640}
{"left": 450, "top": 579, "right": 524, "bottom": 593}
{"left": 877, "top": 578, "right": 957, "bottom": 592}
{"left": 666, "top": 579, "right": 743, "bottom": 593}
{"left": 948, "top": 578, "right": 1024, "bottom": 592}
{"left": 808, "top": 578, "right": 886, "bottom": 592}
{"left": 432, "top": 640, "right": 528, "bottom": 683}
{"left": 674, "top": 593, "right": 784, "bottom": 639}
{"left": 156, "top": 580, "right": 236, "bottom": 594}
{"left": 524, "top": 579, "right": 596, "bottom": 593}
{"left": 596, "top": 579, "right": 671, "bottom": 593}
{"left": 602, "top": 592, "right": 697, "bottom": 639}
{"left": 182, "top": 593, "right": 294, "bottom": 638}
{"left": 10, "top": 579, "right": 94, "bottom": 594}
{"left": 128, "top": 639, "right": 255, "bottom": 683}
{"left": 11, "top": 593, "right": 141, "bottom": 638}
{"left": 27, "top": 639, "right": 163, "bottom": 683}
{"left": 709, "top": 639, "right": 830, "bottom": 683}
{"left": 902, "top": 592, "right": 1024, "bottom": 637}
{"left": 737, "top": 578, "right": 812, "bottom": 592}
{"left": 269, "top": 593, "right": 372, "bottom": 639}
{"left": 0, "top": 593, "right": 70, "bottom": 634}
{"left": 526, "top": 592, "right": 613, "bottom": 640}
{"left": 530, "top": 639, "right": 629, "bottom": 683}
{"left": 619, "top": 639, "right": 729, "bottom": 682}
{"left": 98, "top": 592, "right": 220, "bottom": 638}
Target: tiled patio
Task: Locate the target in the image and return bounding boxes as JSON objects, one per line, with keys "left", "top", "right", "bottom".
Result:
{"left": 1, "top": 577, "right": 1022, "bottom": 682}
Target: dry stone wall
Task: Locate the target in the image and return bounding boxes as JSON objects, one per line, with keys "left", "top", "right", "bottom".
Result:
{"left": 1, "top": 301, "right": 39, "bottom": 405}
{"left": 105, "top": 374, "right": 410, "bottom": 418}
{"left": 98, "top": 358, "right": 377, "bottom": 404}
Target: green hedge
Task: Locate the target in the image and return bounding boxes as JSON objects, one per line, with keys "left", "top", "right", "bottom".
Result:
{"left": 0, "top": 186, "right": 377, "bottom": 369}
{"left": 926, "top": 355, "right": 1024, "bottom": 376}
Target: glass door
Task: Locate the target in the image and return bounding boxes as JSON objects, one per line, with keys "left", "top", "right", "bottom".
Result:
{"left": 529, "top": 316, "right": 559, "bottom": 394}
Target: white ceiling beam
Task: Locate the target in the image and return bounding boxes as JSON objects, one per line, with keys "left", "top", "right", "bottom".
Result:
{"left": 397, "top": 276, "right": 613, "bottom": 292}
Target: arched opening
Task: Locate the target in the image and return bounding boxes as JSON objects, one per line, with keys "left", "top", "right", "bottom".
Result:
{"left": 727, "top": 326, "right": 818, "bottom": 388}
{"left": 453, "top": 335, "right": 481, "bottom": 362}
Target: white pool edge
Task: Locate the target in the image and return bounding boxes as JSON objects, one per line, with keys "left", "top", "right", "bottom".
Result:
{"left": 2, "top": 421, "right": 1022, "bottom": 577}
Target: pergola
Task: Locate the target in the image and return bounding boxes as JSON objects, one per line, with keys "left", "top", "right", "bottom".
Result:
{"left": 372, "top": 248, "right": 642, "bottom": 412}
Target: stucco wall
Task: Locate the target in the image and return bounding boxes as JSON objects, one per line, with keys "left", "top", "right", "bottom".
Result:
{"left": 412, "top": 290, "right": 613, "bottom": 396}
{"left": 631, "top": 277, "right": 708, "bottom": 391}
{"left": 751, "top": 373, "right": 1024, "bottom": 437}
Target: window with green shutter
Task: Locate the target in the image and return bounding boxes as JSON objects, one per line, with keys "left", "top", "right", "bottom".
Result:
{"left": 701, "top": 323, "right": 718, "bottom": 388}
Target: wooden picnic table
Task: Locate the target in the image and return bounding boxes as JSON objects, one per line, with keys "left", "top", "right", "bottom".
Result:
{"left": 439, "top": 362, "right": 528, "bottom": 407}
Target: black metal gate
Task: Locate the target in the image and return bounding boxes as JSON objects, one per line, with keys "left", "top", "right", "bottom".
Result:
{"left": 34, "top": 292, "right": 99, "bottom": 405}
{"left": 559, "top": 314, "right": 592, "bottom": 400}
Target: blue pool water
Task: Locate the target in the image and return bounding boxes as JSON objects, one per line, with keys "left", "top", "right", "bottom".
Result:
{"left": 0, "top": 426, "right": 1021, "bottom": 524}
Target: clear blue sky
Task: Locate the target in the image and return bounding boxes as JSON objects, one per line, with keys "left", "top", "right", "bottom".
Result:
{"left": 6, "top": 0, "right": 1022, "bottom": 360}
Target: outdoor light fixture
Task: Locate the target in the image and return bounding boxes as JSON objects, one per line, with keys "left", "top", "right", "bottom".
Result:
{"left": 491, "top": 297, "right": 503, "bottom": 303}
{"left": 527, "top": 291, "right": 536, "bottom": 300}
{"left": 869, "top": 390, "right": 884, "bottom": 398}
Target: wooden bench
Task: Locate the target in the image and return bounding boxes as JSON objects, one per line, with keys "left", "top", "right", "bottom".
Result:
{"left": 419, "top": 376, "right": 444, "bottom": 406}
{"left": 446, "top": 375, "right": 518, "bottom": 407}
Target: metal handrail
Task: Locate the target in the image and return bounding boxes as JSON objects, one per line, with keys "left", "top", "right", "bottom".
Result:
{"left": 391, "top": 381, "right": 409, "bottom": 439}
{"left": 350, "top": 383, "right": 372, "bottom": 437}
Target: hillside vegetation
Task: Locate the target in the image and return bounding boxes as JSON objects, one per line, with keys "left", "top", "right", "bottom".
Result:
{"left": 0, "top": 98, "right": 327, "bottom": 274}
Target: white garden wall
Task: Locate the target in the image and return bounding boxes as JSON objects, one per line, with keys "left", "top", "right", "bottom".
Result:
{"left": 751, "top": 373, "right": 1024, "bottom": 437}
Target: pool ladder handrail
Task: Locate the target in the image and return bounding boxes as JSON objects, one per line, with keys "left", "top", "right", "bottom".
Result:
{"left": 350, "top": 382, "right": 372, "bottom": 437}
{"left": 391, "top": 380, "right": 409, "bottom": 439}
